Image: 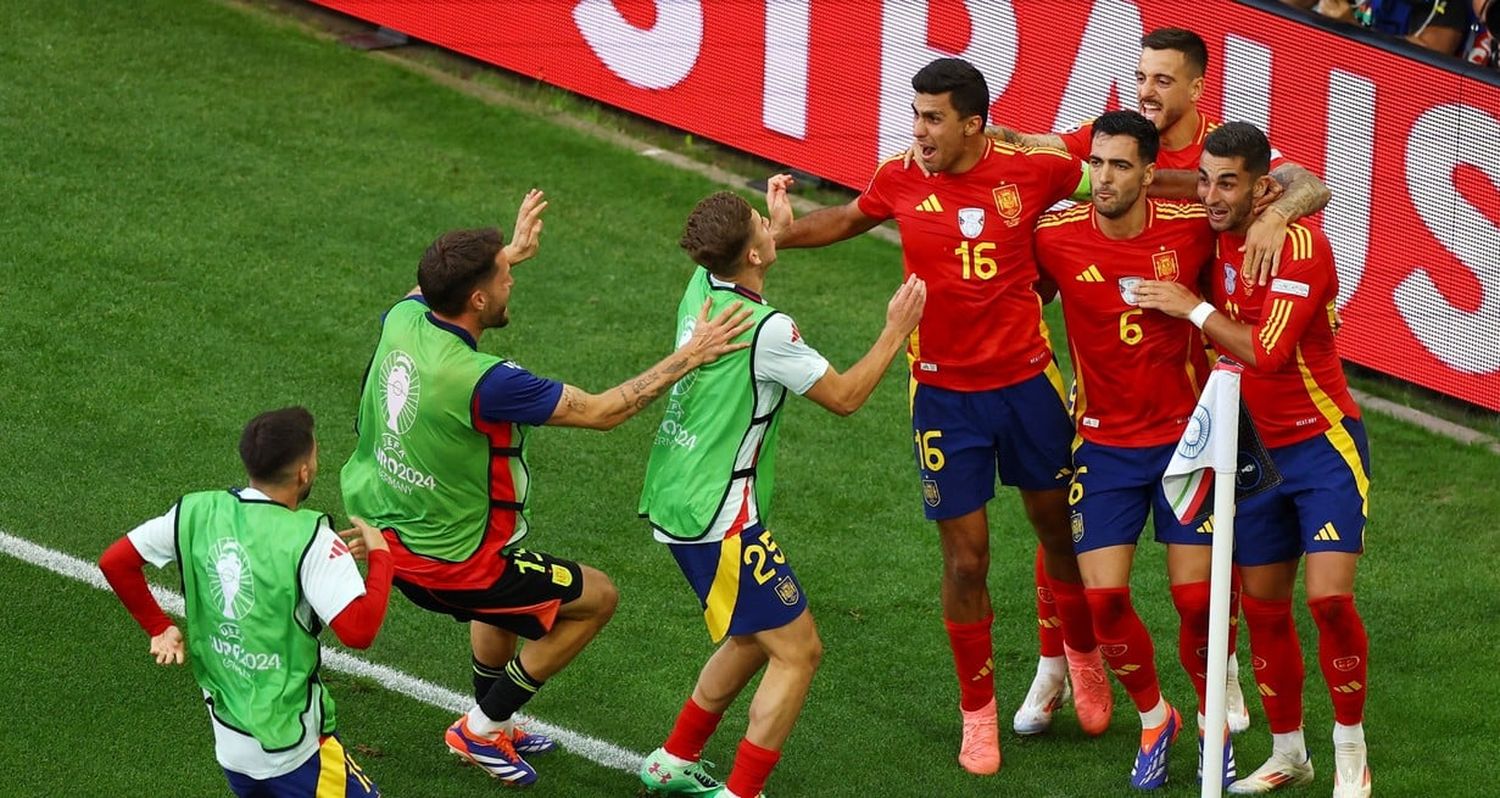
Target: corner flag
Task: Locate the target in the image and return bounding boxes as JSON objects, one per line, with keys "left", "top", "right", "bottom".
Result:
{"left": 1164, "top": 361, "right": 1244, "bottom": 524}
{"left": 1164, "top": 358, "right": 1243, "bottom": 798}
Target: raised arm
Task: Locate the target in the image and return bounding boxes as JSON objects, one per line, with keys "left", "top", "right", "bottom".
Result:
{"left": 773, "top": 200, "right": 881, "bottom": 250}
{"left": 545, "top": 300, "right": 754, "bottom": 430}
{"left": 803, "top": 275, "right": 926, "bottom": 416}
{"left": 1241, "top": 162, "right": 1332, "bottom": 284}
{"left": 987, "top": 124, "right": 1067, "bottom": 151}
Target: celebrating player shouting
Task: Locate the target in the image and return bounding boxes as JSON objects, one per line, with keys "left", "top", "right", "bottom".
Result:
{"left": 1137, "top": 122, "right": 1373, "bottom": 798}
{"left": 1033, "top": 110, "right": 1236, "bottom": 790}
{"left": 637, "top": 187, "right": 925, "bottom": 798}
{"left": 774, "top": 57, "right": 1109, "bottom": 774}
{"left": 995, "top": 27, "right": 1331, "bottom": 288}
{"left": 340, "top": 191, "right": 752, "bottom": 788}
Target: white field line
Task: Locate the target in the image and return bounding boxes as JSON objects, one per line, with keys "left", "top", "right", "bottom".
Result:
{"left": 0, "top": 529, "right": 645, "bottom": 773}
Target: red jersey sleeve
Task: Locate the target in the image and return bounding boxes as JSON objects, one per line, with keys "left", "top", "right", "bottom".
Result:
{"left": 1033, "top": 146, "right": 1087, "bottom": 206}
{"left": 856, "top": 157, "right": 901, "bottom": 221}
{"left": 1249, "top": 230, "right": 1334, "bottom": 372}
{"left": 1056, "top": 119, "right": 1094, "bottom": 160}
{"left": 99, "top": 536, "right": 174, "bottom": 637}
{"left": 328, "top": 549, "right": 394, "bottom": 650}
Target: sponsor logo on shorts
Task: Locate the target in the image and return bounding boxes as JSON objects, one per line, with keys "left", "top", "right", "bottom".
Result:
{"left": 1070, "top": 511, "right": 1085, "bottom": 543}
{"left": 1036, "top": 585, "right": 1054, "bottom": 604}
{"left": 1101, "top": 643, "right": 1128, "bottom": 658}
{"left": 550, "top": 564, "right": 574, "bottom": 588}
{"left": 774, "top": 575, "right": 801, "bottom": 607}
{"left": 1252, "top": 656, "right": 1268, "bottom": 671}
{"left": 922, "top": 478, "right": 941, "bottom": 508}
{"left": 1333, "top": 655, "right": 1361, "bottom": 672}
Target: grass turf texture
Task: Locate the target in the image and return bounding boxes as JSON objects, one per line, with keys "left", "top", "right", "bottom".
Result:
{"left": 3, "top": 0, "right": 1498, "bottom": 795}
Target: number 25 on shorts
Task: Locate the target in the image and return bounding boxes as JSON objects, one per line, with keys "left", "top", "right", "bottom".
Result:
{"left": 742, "top": 529, "right": 787, "bottom": 586}
{"left": 914, "top": 429, "right": 945, "bottom": 472}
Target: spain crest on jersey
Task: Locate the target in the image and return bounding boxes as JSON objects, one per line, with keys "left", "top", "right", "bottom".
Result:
{"left": 1152, "top": 249, "right": 1180, "bottom": 281}
{"left": 993, "top": 184, "right": 1022, "bottom": 227}
{"left": 957, "top": 207, "right": 985, "bottom": 238}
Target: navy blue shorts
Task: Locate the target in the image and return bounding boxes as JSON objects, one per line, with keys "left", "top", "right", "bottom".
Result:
{"left": 910, "top": 366, "right": 1074, "bottom": 520}
{"left": 1068, "top": 440, "right": 1204, "bottom": 553}
{"left": 1234, "top": 417, "right": 1371, "bottom": 567}
{"left": 225, "top": 736, "right": 378, "bottom": 798}
{"left": 671, "top": 525, "right": 808, "bottom": 643}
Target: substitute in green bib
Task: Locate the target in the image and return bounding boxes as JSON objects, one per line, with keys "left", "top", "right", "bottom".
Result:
{"left": 100, "top": 407, "right": 394, "bottom": 798}
{"left": 637, "top": 183, "right": 926, "bottom": 798}
{"left": 339, "top": 190, "right": 752, "bottom": 788}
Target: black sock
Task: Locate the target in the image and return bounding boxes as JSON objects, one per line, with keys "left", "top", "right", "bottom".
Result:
{"left": 473, "top": 656, "right": 505, "bottom": 704}
{"left": 478, "top": 656, "right": 544, "bottom": 724}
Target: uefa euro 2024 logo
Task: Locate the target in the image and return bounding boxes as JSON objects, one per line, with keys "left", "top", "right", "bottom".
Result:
{"left": 208, "top": 538, "right": 256, "bottom": 620}
{"left": 380, "top": 350, "right": 420, "bottom": 435}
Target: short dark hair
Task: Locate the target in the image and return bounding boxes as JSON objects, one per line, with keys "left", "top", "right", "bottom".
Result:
{"left": 680, "top": 192, "right": 754, "bottom": 277}
{"left": 417, "top": 228, "right": 504, "bottom": 315}
{"left": 1141, "top": 28, "right": 1209, "bottom": 76}
{"left": 1091, "top": 110, "right": 1160, "bottom": 164}
{"left": 911, "top": 58, "right": 990, "bottom": 122}
{"left": 1203, "top": 121, "right": 1272, "bottom": 177}
{"left": 239, "top": 407, "right": 315, "bottom": 483}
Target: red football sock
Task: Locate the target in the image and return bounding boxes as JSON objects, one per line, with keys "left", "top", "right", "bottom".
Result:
{"left": 944, "top": 614, "right": 996, "bottom": 711}
{"left": 1049, "top": 576, "right": 1097, "bottom": 652}
{"left": 1241, "top": 595, "right": 1305, "bottom": 734}
{"left": 1034, "top": 547, "right": 1065, "bottom": 658}
{"left": 1170, "top": 581, "right": 1212, "bottom": 715}
{"left": 1084, "top": 587, "right": 1160, "bottom": 712}
{"left": 726, "top": 738, "right": 780, "bottom": 798}
{"left": 1308, "top": 594, "right": 1368, "bottom": 726}
{"left": 663, "top": 697, "right": 723, "bottom": 761}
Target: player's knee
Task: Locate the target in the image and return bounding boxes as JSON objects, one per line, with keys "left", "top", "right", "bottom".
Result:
{"left": 580, "top": 565, "right": 619, "bottom": 623}
{"left": 943, "top": 551, "right": 990, "bottom": 588}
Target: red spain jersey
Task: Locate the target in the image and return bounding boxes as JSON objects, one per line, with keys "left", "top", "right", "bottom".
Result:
{"left": 1034, "top": 200, "right": 1215, "bottom": 446}
{"left": 857, "top": 141, "right": 1086, "bottom": 391}
{"left": 1058, "top": 112, "right": 1285, "bottom": 172}
{"left": 1207, "top": 222, "right": 1361, "bottom": 448}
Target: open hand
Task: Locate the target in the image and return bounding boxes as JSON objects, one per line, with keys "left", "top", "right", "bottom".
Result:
{"left": 681, "top": 299, "right": 754, "bottom": 366}
{"left": 885, "top": 274, "right": 927, "bottom": 336}
{"left": 150, "top": 625, "right": 186, "bottom": 666}
{"left": 503, "top": 189, "right": 548, "bottom": 265}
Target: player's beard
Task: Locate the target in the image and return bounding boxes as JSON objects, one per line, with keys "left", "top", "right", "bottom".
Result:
{"left": 1094, "top": 186, "right": 1140, "bottom": 219}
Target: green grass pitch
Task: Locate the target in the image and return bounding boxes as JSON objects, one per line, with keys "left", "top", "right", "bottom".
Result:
{"left": 2, "top": 1, "right": 1498, "bottom": 795}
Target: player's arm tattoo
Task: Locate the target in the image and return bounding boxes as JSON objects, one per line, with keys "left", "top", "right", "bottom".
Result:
{"left": 1267, "top": 163, "right": 1332, "bottom": 221}
{"left": 561, "top": 385, "right": 586, "bottom": 412}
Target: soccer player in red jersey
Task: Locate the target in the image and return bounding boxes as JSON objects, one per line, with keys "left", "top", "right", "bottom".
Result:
{"left": 995, "top": 28, "right": 1331, "bottom": 286}
{"left": 773, "top": 57, "right": 1109, "bottom": 775}
{"left": 995, "top": 27, "right": 1333, "bottom": 733}
{"left": 1034, "top": 109, "right": 1240, "bottom": 790}
{"left": 1136, "top": 122, "right": 1373, "bottom": 798}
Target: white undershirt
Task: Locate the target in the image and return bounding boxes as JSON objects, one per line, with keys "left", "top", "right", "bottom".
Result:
{"left": 127, "top": 487, "right": 365, "bottom": 779}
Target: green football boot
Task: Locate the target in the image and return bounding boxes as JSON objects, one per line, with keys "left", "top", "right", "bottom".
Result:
{"left": 639, "top": 747, "right": 721, "bottom": 795}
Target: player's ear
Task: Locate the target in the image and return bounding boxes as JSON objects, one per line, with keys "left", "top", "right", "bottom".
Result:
{"left": 964, "top": 114, "right": 984, "bottom": 137}
{"left": 1189, "top": 75, "right": 1204, "bottom": 103}
{"left": 1142, "top": 162, "right": 1156, "bottom": 188}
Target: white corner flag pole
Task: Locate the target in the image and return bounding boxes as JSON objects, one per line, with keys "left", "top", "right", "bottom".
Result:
{"left": 1199, "top": 367, "right": 1242, "bottom": 798}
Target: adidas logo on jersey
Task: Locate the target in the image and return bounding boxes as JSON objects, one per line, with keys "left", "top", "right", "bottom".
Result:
{"left": 915, "top": 194, "right": 943, "bottom": 212}
{"left": 1076, "top": 265, "right": 1104, "bottom": 283}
